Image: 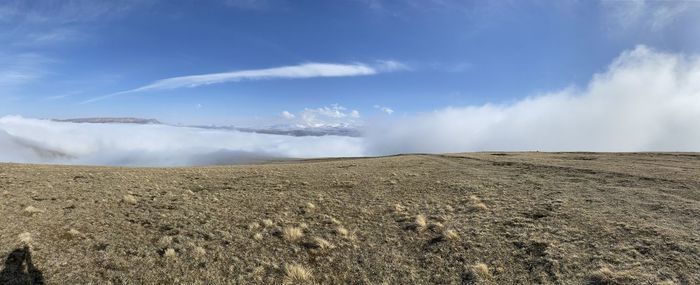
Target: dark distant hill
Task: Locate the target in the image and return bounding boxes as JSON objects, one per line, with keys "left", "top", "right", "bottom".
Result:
{"left": 52, "top": 118, "right": 361, "bottom": 137}
{"left": 53, "top": 117, "right": 162, "bottom": 124}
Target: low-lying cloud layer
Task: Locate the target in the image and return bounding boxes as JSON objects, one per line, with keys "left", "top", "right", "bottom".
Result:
{"left": 0, "top": 116, "right": 364, "bottom": 166}
{"left": 1, "top": 46, "right": 699, "bottom": 166}
{"left": 365, "top": 46, "right": 700, "bottom": 154}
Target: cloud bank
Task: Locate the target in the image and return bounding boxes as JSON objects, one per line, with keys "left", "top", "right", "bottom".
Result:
{"left": 1, "top": 46, "right": 699, "bottom": 166}
{"left": 365, "top": 46, "right": 700, "bottom": 154}
{"left": 85, "top": 61, "right": 406, "bottom": 103}
{"left": 0, "top": 116, "right": 363, "bottom": 166}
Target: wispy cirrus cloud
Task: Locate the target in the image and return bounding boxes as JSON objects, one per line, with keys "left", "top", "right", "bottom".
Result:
{"left": 602, "top": 0, "right": 700, "bottom": 32}
{"left": 0, "top": 53, "right": 48, "bottom": 88}
{"left": 84, "top": 61, "right": 407, "bottom": 103}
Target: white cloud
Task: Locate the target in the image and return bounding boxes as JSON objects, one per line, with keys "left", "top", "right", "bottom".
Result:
{"left": 373, "top": 105, "right": 394, "bottom": 115}
{"left": 278, "top": 104, "right": 361, "bottom": 128}
{"left": 0, "top": 116, "right": 363, "bottom": 166}
{"left": 374, "top": 60, "right": 410, "bottom": 72}
{"left": 281, "top": 111, "right": 295, "bottom": 119}
{"left": 85, "top": 61, "right": 406, "bottom": 103}
{"left": 364, "top": 45, "right": 700, "bottom": 154}
{"left": 297, "top": 104, "right": 361, "bottom": 128}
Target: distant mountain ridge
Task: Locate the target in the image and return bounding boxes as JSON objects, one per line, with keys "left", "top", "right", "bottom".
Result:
{"left": 53, "top": 117, "right": 361, "bottom": 137}
{"left": 53, "top": 117, "right": 162, "bottom": 124}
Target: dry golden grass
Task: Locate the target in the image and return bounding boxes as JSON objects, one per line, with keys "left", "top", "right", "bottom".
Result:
{"left": 335, "top": 226, "right": 349, "bottom": 236}
{"left": 442, "top": 229, "right": 459, "bottom": 241}
{"left": 164, "top": 248, "right": 177, "bottom": 259}
{"left": 469, "top": 195, "right": 481, "bottom": 204}
{"left": 158, "top": 236, "right": 173, "bottom": 246}
{"left": 305, "top": 202, "right": 316, "bottom": 211}
{"left": 467, "top": 195, "right": 488, "bottom": 211}
{"left": 322, "top": 215, "right": 341, "bottom": 225}
{"left": 282, "top": 227, "right": 304, "bottom": 242}
{"left": 23, "top": 206, "right": 44, "bottom": 215}
{"left": 123, "top": 194, "right": 137, "bottom": 204}
{"left": 310, "top": 237, "right": 333, "bottom": 250}
{"left": 253, "top": 233, "right": 263, "bottom": 241}
{"left": 193, "top": 246, "right": 206, "bottom": 257}
{"left": 284, "top": 264, "right": 312, "bottom": 284}
{"left": 472, "top": 202, "right": 488, "bottom": 211}
{"left": 472, "top": 263, "right": 492, "bottom": 279}
{"left": 414, "top": 214, "right": 427, "bottom": 229}
{"left": 248, "top": 222, "right": 261, "bottom": 230}
{"left": 262, "top": 219, "right": 275, "bottom": 227}
{"left": 18, "top": 232, "right": 32, "bottom": 245}
{"left": 429, "top": 222, "right": 444, "bottom": 230}
{"left": 67, "top": 229, "right": 83, "bottom": 238}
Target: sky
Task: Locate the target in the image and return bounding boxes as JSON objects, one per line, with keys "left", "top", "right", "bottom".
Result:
{"left": 1, "top": 0, "right": 698, "bottom": 125}
{"left": 1, "top": 0, "right": 700, "bottom": 165}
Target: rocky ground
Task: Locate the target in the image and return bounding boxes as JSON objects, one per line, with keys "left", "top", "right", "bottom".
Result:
{"left": 1, "top": 152, "right": 699, "bottom": 284}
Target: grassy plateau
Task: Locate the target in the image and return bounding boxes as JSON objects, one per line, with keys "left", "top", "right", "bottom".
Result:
{"left": 1, "top": 152, "right": 699, "bottom": 284}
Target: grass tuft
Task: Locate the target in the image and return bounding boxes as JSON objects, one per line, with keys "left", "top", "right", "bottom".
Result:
{"left": 283, "top": 227, "right": 304, "bottom": 242}
{"left": 467, "top": 195, "right": 488, "bottom": 211}
{"left": 443, "top": 229, "right": 460, "bottom": 241}
{"left": 472, "top": 263, "right": 492, "bottom": 279}
{"left": 305, "top": 237, "right": 335, "bottom": 249}
{"left": 164, "top": 248, "right": 177, "bottom": 259}
{"left": 414, "top": 214, "right": 427, "bottom": 229}
{"left": 248, "top": 222, "right": 261, "bottom": 230}
{"left": 284, "top": 264, "right": 312, "bottom": 284}
{"left": 193, "top": 246, "right": 206, "bottom": 256}
{"left": 262, "top": 219, "right": 275, "bottom": 227}
{"left": 19, "top": 232, "right": 33, "bottom": 245}
{"left": 305, "top": 202, "right": 316, "bottom": 211}
{"left": 123, "top": 194, "right": 137, "bottom": 204}
{"left": 473, "top": 202, "right": 488, "bottom": 211}
{"left": 335, "top": 226, "right": 349, "bottom": 236}
{"left": 158, "top": 236, "right": 173, "bottom": 246}
{"left": 23, "top": 206, "right": 44, "bottom": 215}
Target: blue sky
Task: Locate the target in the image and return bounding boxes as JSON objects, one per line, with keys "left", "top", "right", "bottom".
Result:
{"left": 1, "top": 0, "right": 699, "bottom": 126}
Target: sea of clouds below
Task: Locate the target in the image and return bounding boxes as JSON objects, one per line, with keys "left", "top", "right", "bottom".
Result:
{"left": 1, "top": 45, "right": 699, "bottom": 166}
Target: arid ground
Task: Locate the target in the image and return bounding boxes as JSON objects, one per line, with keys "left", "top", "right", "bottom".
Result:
{"left": 1, "top": 153, "right": 699, "bottom": 284}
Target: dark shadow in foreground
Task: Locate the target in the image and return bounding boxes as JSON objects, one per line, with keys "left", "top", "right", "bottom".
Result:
{"left": 0, "top": 246, "right": 44, "bottom": 285}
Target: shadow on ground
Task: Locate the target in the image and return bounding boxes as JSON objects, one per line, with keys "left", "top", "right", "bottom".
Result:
{"left": 0, "top": 246, "right": 44, "bottom": 285}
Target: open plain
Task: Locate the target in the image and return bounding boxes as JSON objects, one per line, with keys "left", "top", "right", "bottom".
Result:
{"left": 1, "top": 152, "right": 699, "bottom": 284}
